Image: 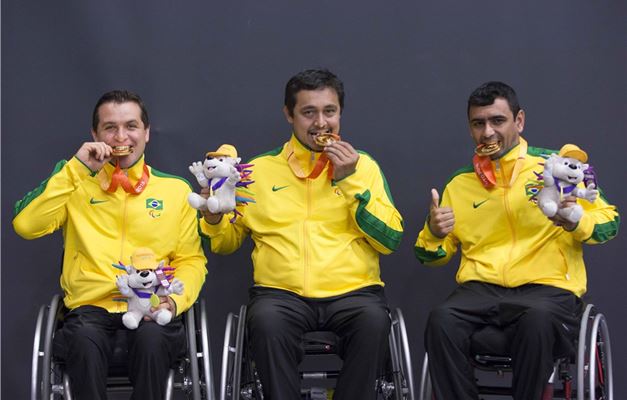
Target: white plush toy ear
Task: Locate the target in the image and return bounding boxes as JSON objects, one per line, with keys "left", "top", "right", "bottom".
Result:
{"left": 125, "top": 265, "right": 135, "bottom": 274}
{"left": 235, "top": 157, "right": 241, "bottom": 164}
{"left": 157, "top": 260, "right": 165, "bottom": 269}
{"left": 581, "top": 163, "right": 589, "bottom": 170}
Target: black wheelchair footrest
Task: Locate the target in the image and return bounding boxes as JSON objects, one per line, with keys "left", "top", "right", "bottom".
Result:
{"left": 473, "top": 354, "right": 513, "bottom": 369}
{"left": 301, "top": 370, "right": 339, "bottom": 380}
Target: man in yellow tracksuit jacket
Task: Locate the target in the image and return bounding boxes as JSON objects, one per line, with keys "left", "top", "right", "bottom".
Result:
{"left": 415, "top": 82, "right": 619, "bottom": 400}
{"left": 13, "top": 91, "right": 207, "bottom": 400}
{"left": 200, "top": 69, "right": 404, "bottom": 399}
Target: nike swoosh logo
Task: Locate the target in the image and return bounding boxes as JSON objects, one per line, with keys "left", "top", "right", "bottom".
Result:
{"left": 272, "top": 185, "right": 289, "bottom": 192}
{"left": 90, "top": 198, "right": 109, "bottom": 205}
{"left": 473, "top": 199, "right": 489, "bottom": 209}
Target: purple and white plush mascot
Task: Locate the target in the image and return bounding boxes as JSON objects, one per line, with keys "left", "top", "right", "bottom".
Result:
{"left": 537, "top": 144, "right": 598, "bottom": 224}
{"left": 114, "top": 248, "right": 184, "bottom": 329}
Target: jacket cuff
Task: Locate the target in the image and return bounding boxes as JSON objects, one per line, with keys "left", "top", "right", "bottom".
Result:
{"left": 569, "top": 212, "right": 594, "bottom": 242}
{"left": 199, "top": 214, "right": 230, "bottom": 237}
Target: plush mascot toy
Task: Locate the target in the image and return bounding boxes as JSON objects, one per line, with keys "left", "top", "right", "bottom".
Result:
{"left": 114, "top": 248, "right": 184, "bottom": 329}
{"left": 188, "top": 144, "right": 254, "bottom": 222}
{"left": 537, "top": 144, "right": 598, "bottom": 223}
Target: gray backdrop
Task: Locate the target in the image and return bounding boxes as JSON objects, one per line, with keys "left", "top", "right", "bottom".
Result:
{"left": 2, "top": 1, "right": 626, "bottom": 398}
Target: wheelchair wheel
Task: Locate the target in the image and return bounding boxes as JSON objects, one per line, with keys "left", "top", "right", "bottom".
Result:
{"left": 577, "top": 305, "right": 613, "bottom": 400}
{"left": 185, "top": 299, "right": 216, "bottom": 400}
{"left": 387, "top": 308, "right": 415, "bottom": 400}
{"left": 31, "top": 295, "right": 64, "bottom": 400}
{"left": 220, "top": 305, "right": 248, "bottom": 400}
{"left": 417, "top": 353, "right": 431, "bottom": 400}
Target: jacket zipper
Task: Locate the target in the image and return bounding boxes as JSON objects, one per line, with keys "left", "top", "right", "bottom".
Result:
{"left": 497, "top": 160, "right": 517, "bottom": 287}
{"left": 303, "top": 176, "right": 312, "bottom": 295}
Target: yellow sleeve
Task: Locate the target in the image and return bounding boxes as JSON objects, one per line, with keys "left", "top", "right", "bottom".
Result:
{"left": 570, "top": 189, "right": 619, "bottom": 244}
{"left": 413, "top": 187, "right": 459, "bottom": 266}
{"left": 168, "top": 188, "right": 208, "bottom": 316}
{"left": 334, "top": 152, "right": 404, "bottom": 254}
{"left": 198, "top": 214, "right": 250, "bottom": 255}
{"left": 13, "top": 157, "right": 93, "bottom": 239}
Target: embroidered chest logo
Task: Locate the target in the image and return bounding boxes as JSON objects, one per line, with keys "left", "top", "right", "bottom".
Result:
{"left": 89, "top": 197, "right": 108, "bottom": 205}
{"left": 272, "top": 185, "right": 289, "bottom": 192}
{"left": 472, "top": 199, "right": 489, "bottom": 208}
{"left": 146, "top": 198, "right": 163, "bottom": 218}
{"left": 524, "top": 168, "right": 545, "bottom": 204}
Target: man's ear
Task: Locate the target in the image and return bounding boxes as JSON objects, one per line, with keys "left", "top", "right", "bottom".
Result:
{"left": 515, "top": 109, "right": 525, "bottom": 133}
{"left": 283, "top": 106, "right": 294, "bottom": 124}
{"left": 91, "top": 130, "right": 98, "bottom": 142}
{"left": 145, "top": 126, "right": 150, "bottom": 143}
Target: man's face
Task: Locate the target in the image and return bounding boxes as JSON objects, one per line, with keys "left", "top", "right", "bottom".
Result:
{"left": 468, "top": 97, "right": 525, "bottom": 159}
{"left": 92, "top": 101, "right": 149, "bottom": 168}
{"left": 283, "top": 87, "right": 341, "bottom": 151}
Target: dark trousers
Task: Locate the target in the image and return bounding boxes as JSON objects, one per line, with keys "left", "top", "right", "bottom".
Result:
{"left": 425, "top": 281, "right": 583, "bottom": 400}
{"left": 246, "top": 285, "right": 391, "bottom": 400}
{"left": 52, "top": 305, "right": 186, "bottom": 400}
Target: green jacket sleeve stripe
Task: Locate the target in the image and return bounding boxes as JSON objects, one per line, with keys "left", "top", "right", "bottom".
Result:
{"left": 588, "top": 216, "right": 620, "bottom": 243}
{"left": 414, "top": 245, "right": 447, "bottom": 264}
{"left": 14, "top": 160, "right": 67, "bottom": 215}
{"left": 354, "top": 190, "right": 403, "bottom": 251}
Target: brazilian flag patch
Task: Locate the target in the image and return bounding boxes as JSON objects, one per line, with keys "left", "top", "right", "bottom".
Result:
{"left": 146, "top": 198, "right": 163, "bottom": 210}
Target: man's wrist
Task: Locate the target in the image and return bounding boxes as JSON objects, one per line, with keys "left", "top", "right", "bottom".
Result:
{"left": 203, "top": 212, "right": 223, "bottom": 225}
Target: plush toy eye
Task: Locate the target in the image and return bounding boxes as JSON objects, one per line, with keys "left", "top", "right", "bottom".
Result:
{"left": 218, "top": 157, "right": 224, "bottom": 162}
{"left": 206, "top": 156, "right": 213, "bottom": 160}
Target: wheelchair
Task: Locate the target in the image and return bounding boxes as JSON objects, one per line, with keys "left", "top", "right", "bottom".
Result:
{"left": 418, "top": 304, "right": 613, "bottom": 400}
{"left": 219, "top": 305, "right": 415, "bottom": 400}
{"left": 31, "top": 294, "right": 216, "bottom": 400}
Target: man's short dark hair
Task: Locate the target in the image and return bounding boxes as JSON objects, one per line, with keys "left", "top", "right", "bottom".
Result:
{"left": 284, "top": 69, "right": 345, "bottom": 117}
{"left": 467, "top": 81, "right": 521, "bottom": 118}
{"left": 92, "top": 90, "right": 150, "bottom": 131}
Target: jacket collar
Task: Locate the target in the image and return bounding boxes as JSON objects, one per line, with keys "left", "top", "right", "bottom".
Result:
{"left": 284, "top": 134, "right": 325, "bottom": 177}
{"left": 491, "top": 137, "right": 528, "bottom": 187}
{"left": 100, "top": 154, "right": 148, "bottom": 182}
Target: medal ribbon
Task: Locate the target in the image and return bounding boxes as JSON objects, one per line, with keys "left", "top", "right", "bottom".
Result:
{"left": 473, "top": 140, "right": 527, "bottom": 189}
{"left": 286, "top": 141, "right": 334, "bottom": 180}
{"left": 99, "top": 160, "right": 150, "bottom": 194}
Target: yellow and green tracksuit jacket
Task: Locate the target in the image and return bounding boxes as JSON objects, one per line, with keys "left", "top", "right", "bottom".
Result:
{"left": 415, "top": 138, "right": 619, "bottom": 297}
{"left": 200, "top": 134, "right": 404, "bottom": 298}
{"left": 13, "top": 156, "right": 207, "bottom": 314}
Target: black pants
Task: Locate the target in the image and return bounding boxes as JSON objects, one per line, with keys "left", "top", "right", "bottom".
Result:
{"left": 52, "top": 305, "right": 186, "bottom": 400}
{"left": 425, "top": 281, "right": 583, "bottom": 400}
{"left": 246, "top": 285, "right": 391, "bottom": 400}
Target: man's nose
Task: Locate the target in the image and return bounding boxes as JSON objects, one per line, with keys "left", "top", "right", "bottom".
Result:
{"left": 482, "top": 124, "right": 497, "bottom": 140}
{"left": 114, "top": 127, "right": 128, "bottom": 141}
{"left": 314, "top": 112, "right": 326, "bottom": 128}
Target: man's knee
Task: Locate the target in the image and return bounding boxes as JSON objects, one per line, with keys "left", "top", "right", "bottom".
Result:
{"left": 61, "top": 324, "right": 110, "bottom": 361}
{"left": 353, "top": 305, "right": 390, "bottom": 336}
{"left": 517, "top": 307, "right": 555, "bottom": 333}
{"left": 247, "top": 304, "right": 295, "bottom": 338}
{"left": 426, "top": 305, "right": 456, "bottom": 333}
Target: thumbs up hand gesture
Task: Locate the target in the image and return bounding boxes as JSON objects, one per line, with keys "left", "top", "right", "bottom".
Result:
{"left": 428, "top": 188, "right": 455, "bottom": 238}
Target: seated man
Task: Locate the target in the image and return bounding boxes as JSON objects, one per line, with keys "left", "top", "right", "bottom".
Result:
{"left": 13, "top": 90, "right": 207, "bottom": 400}
{"left": 414, "top": 81, "right": 619, "bottom": 400}
{"left": 200, "top": 69, "right": 404, "bottom": 399}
